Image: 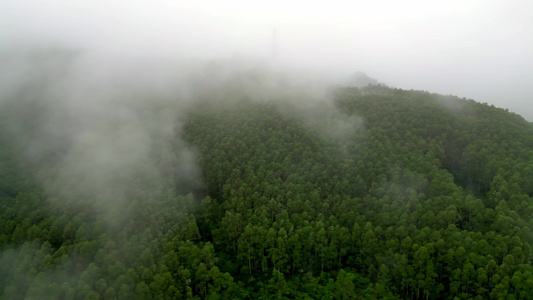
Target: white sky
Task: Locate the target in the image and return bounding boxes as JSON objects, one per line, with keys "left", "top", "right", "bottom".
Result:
{"left": 1, "top": 0, "right": 532, "bottom": 120}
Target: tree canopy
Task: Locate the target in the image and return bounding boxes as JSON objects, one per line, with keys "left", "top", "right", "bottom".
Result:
{"left": 1, "top": 84, "right": 533, "bottom": 299}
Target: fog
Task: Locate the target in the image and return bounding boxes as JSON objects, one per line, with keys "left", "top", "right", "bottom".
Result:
{"left": 1, "top": 1, "right": 532, "bottom": 213}
{"left": 1, "top": 2, "right": 532, "bottom": 296}
{"left": 0, "top": 44, "right": 351, "bottom": 229}
{"left": 2, "top": 0, "right": 532, "bottom": 120}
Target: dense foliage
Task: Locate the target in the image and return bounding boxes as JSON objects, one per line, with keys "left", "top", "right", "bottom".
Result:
{"left": 1, "top": 85, "right": 533, "bottom": 299}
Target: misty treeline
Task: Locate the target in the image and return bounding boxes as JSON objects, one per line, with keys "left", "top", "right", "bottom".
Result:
{"left": 1, "top": 50, "right": 533, "bottom": 299}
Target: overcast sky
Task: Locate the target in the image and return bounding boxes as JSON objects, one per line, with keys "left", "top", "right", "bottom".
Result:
{"left": 1, "top": 0, "right": 532, "bottom": 120}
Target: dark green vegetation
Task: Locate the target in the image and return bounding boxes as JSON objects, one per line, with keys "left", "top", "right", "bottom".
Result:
{"left": 2, "top": 84, "right": 533, "bottom": 299}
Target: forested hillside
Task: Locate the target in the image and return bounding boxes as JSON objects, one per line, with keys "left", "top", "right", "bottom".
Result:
{"left": 1, "top": 84, "right": 533, "bottom": 299}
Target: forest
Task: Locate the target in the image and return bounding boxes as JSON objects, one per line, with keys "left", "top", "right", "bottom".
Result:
{"left": 1, "top": 78, "right": 533, "bottom": 299}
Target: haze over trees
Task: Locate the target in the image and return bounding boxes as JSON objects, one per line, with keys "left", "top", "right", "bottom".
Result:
{"left": 1, "top": 51, "right": 533, "bottom": 299}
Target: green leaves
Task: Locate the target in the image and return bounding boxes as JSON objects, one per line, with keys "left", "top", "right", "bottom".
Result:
{"left": 2, "top": 86, "right": 533, "bottom": 299}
